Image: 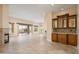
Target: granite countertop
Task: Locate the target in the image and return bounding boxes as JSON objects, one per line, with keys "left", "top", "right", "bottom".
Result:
{"left": 52, "top": 32, "right": 77, "bottom": 34}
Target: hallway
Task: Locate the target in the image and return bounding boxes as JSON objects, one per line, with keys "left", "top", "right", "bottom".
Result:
{"left": 0, "top": 33, "right": 78, "bottom": 54}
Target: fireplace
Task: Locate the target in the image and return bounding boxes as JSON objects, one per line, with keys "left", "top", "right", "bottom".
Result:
{"left": 4, "top": 33, "right": 9, "bottom": 43}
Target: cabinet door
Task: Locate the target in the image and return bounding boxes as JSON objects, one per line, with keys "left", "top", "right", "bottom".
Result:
{"left": 57, "top": 14, "right": 68, "bottom": 28}
{"left": 58, "top": 18, "right": 63, "bottom": 28}
{"left": 68, "top": 34, "right": 77, "bottom": 46}
{"left": 58, "top": 34, "right": 67, "bottom": 44}
{"left": 68, "top": 15, "right": 77, "bottom": 28}
{"left": 52, "top": 33, "right": 58, "bottom": 42}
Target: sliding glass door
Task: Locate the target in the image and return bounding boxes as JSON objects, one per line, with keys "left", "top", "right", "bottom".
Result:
{"left": 18, "top": 23, "right": 32, "bottom": 34}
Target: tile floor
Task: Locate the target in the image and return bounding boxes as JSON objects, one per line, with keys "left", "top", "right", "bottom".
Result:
{"left": 0, "top": 33, "right": 79, "bottom": 54}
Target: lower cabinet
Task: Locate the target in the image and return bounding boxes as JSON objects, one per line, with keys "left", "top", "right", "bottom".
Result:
{"left": 68, "top": 34, "right": 77, "bottom": 46}
{"left": 58, "top": 34, "right": 67, "bottom": 44}
{"left": 51, "top": 33, "right": 77, "bottom": 46}
{"left": 52, "top": 33, "right": 58, "bottom": 42}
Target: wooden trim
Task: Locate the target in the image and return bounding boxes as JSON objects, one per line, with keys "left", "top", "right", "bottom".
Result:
{"left": 57, "top": 14, "right": 69, "bottom": 17}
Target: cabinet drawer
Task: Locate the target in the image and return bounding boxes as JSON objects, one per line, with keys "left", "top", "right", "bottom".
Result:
{"left": 68, "top": 34, "right": 77, "bottom": 46}
{"left": 58, "top": 34, "right": 67, "bottom": 44}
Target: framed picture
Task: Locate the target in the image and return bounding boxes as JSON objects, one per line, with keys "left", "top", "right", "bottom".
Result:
{"left": 68, "top": 15, "right": 77, "bottom": 28}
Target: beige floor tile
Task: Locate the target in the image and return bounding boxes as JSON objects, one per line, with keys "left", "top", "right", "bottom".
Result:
{"left": 0, "top": 33, "right": 79, "bottom": 54}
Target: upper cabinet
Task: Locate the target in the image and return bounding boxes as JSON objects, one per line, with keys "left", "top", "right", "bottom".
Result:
{"left": 57, "top": 14, "right": 69, "bottom": 28}
{"left": 52, "top": 14, "right": 77, "bottom": 29}
{"left": 68, "top": 15, "right": 77, "bottom": 28}
{"left": 57, "top": 17, "right": 63, "bottom": 28}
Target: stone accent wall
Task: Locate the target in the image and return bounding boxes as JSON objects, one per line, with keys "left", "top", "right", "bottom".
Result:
{"left": 0, "top": 28, "right": 3, "bottom": 46}
{"left": 0, "top": 28, "right": 9, "bottom": 46}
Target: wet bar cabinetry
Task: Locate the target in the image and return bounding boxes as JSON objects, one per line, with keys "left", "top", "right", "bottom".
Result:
{"left": 57, "top": 34, "right": 67, "bottom": 44}
{"left": 52, "top": 14, "right": 77, "bottom": 46}
{"left": 52, "top": 33, "right": 58, "bottom": 42}
{"left": 68, "top": 34, "right": 77, "bottom": 46}
{"left": 52, "top": 33, "right": 77, "bottom": 46}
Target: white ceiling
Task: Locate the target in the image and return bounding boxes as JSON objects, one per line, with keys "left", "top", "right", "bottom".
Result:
{"left": 9, "top": 4, "right": 76, "bottom": 23}
{"left": 9, "top": 4, "right": 52, "bottom": 23}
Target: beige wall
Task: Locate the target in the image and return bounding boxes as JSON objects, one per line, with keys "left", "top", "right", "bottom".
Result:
{"left": 0, "top": 5, "right": 9, "bottom": 28}
{"left": 44, "top": 6, "right": 77, "bottom": 42}
{"left": 0, "top": 5, "right": 9, "bottom": 46}
{"left": 2, "top": 5, "right": 9, "bottom": 28}
{"left": 43, "top": 12, "right": 53, "bottom": 42}
{"left": 0, "top": 5, "right": 3, "bottom": 28}
{"left": 0, "top": 5, "right": 3, "bottom": 46}
{"left": 77, "top": 5, "right": 79, "bottom": 49}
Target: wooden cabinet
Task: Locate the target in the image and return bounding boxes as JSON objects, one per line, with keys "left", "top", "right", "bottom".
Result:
{"left": 58, "top": 34, "right": 67, "bottom": 44}
{"left": 51, "top": 33, "right": 77, "bottom": 46}
{"left": 52, "top": 14, "right": 77, "bottom": 46}
{"left": 68, "top": 34, "right": 77, "bottom": 46}
{"left": 52, "top": 14, "right": 77, "bottom": 29}
{"left": 52, "top": 33, "right": 58, "bottom": 42}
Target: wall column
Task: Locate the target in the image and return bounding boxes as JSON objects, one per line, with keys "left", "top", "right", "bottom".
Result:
{"left": 0, "top": 5, "right": 9, "bottom": 46}
{"left": 44, "top": 12, "right": 52, "bottom": 42}
{"left": 77, "top": 5, "right": 79, "bottom": 49}
{"left": 13, "top": 23, "right": 18, "bottom": 36}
